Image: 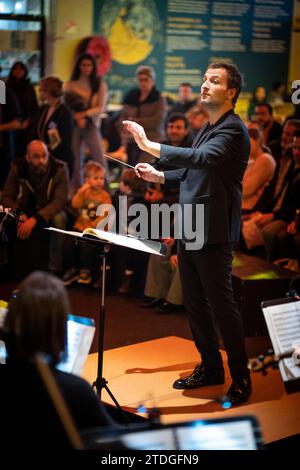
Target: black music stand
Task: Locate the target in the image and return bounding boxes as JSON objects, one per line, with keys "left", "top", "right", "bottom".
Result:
{"left": 90, "top": 240, "right": 122, "bottom": 410}
{"left": 46, "top": 227, "right": 166, "bottom": 417}
{"left": 63, "top": 234, "right": 124, "bottom": 412}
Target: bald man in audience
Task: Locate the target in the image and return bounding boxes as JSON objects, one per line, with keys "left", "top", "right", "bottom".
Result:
{"left": 1, "top": 140, "right": 69, "bottom": 274}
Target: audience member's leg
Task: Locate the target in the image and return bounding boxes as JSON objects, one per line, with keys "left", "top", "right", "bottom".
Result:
{"left": 144, "top": 254, "right": 172, "bottom": 300}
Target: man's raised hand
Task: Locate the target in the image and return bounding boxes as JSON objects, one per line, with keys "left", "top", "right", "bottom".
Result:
{"left": 122, "top": 120, "right": 149, "bottom": 151}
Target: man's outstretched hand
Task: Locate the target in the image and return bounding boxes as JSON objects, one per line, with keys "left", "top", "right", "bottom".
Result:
{"left": 135, "top": 163, "right": 164, "bottom": 184}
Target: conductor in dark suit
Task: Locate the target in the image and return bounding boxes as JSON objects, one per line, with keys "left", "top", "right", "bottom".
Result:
{"left": 123, "top": 63, "right": 252, "bottom": 406}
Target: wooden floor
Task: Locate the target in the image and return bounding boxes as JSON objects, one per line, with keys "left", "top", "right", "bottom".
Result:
{"left": 82, "top": 336, "right": 300, "bottom": 445}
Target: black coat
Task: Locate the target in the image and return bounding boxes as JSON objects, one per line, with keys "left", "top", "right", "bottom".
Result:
{"left": 160, "top": 109, "right": 250, "bottom": 245}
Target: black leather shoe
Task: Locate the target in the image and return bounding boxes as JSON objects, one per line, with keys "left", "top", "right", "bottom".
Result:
{"left": 155, "top": 302, "right": 185, "bottom": 313}
{"left": 173, "top": 364, "right": 225, "bottom": 389}
{"left": 226, "top": 377, "right": 252, "bottom": 406}
{"left": 140, "top": 298, "right": 165, "bottom": 308}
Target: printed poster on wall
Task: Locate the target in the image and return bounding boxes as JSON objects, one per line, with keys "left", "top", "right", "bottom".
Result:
{"left": 93, "top": 0, "right": 293, "bottom": 102}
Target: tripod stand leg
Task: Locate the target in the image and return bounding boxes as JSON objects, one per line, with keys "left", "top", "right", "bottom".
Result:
{"left": 93, "top": 251, "right": 130, "bottom": 422}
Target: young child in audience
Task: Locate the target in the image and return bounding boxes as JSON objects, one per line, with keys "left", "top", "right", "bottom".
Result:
{"left": 62, "top": 161, "right": 111, "bottom": 285}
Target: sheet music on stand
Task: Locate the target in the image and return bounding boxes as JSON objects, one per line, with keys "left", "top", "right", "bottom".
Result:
{"left": 46, "top": 227, "right": 166, "bottom": 257}
{"left": 261, "top": 297, "right": 300, "bottom": 393}
{"left": 56, "top": 314, "right": 95, "bottom": 376}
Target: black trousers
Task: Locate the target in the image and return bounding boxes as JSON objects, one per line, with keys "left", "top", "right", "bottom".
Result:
{"left": 178, "top": 241, "right": 249, "bottom": 380}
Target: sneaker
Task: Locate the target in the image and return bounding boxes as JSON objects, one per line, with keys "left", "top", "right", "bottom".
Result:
{"left": 62, "top": 268, "right": 79, "bottom": 286}
{"left": 77, "top": 269, "right": 92, "bottom": 285}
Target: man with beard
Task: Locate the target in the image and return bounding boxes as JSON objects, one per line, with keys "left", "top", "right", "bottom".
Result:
{"left": 1, "top": 140, "right": 68, "bottom": 274}
{"left": 123, "top": 63, "right": 252, "bottom": 406}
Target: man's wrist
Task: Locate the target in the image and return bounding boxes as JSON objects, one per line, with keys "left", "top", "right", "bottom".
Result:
{"left": 147, "top": 140, "right": 161, "bottom": 158}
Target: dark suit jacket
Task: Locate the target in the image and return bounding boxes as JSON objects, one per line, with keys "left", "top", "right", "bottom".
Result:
{"left": 160, "top": 109, "right": 250, "bottom": 245}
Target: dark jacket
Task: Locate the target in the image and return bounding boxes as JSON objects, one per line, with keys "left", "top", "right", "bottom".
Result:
{"left": 160, "top": 109, "right": 250, "bottom": 245}
{"left": 1, "top": 157, "right": 69, "bottom": 225}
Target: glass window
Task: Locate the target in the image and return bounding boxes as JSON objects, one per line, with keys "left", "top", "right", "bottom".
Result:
{"left": 0, "top": 18, "right": 42, "bottom": 82}
{"left": 0, "top": 0, "right": 42, "bottom": 15}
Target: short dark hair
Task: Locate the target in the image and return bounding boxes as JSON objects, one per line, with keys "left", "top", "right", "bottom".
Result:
{"left": 167, "top": 112, "right": 189, "bottom": 129}
{"left": 5, "top": 271, "right": 69, "bottom": 366}
{"left": 179, "top": 82, "right": 192, "bottom": 88}
{"left": 208, "top": 62, "right": 242, "bottom": 105}
{"left": 255, "top": 103, "right": 273, "bottom": 115}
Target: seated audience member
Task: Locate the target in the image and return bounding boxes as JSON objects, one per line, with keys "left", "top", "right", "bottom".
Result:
{"left": 0, "top": 88, "right": 22, "bottom": 187}
{"left": 258, "top": 119, "right": 300, "bottom": 216}
{"left": 141, "top": 238, "right": 184, "bottom": 313}
{"left": 242, "top": 128, "right": 276, "bottom": 213}
{"left": 253, "top": 130, "right": 300, "bottom": 260}
{"left": 30, "top": 75, "right": 74, "bottom": 177}
{"left": 1, "top": 140, "right": 68, "bottom": 275}
{"left": 62, "top": 161, "right": 111, "bottom": 286}
{"left": 118, "top": 65, "right": 167, "bottom": 166}
{"left": 269, "top": 118, "right": 300, "bottom": 163}
{"left": 0, "top": 271, "right": 114, "bottom": 448}
{"left": 6, "top": 61, "right": 38, "bottom": 159}
{"left": 254, "top": 103, "right": 282, "bottom": 147}
{"left": 168, "top": 82, "right": 196, "bottom": 115}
